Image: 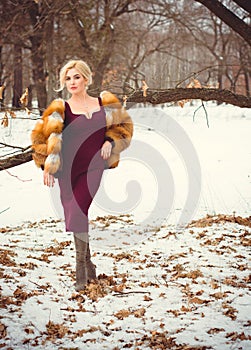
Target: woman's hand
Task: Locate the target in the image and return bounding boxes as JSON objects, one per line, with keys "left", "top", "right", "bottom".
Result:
{"left": 43, "top": 170, "right": 55, "bottom": 187}
{"left": 101, "top": 141, "right": 112, "bottom": 160}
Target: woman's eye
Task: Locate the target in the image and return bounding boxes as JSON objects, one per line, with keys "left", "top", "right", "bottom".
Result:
{"left": 65, "top": 77, "right": 71, "bottom": 81}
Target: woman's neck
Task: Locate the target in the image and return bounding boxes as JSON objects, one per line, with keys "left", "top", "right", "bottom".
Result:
{"left": 69, "top": 91, "right": 90, "bottom": 105}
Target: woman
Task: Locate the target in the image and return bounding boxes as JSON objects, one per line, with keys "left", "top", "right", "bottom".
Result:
{"left": 31, "top": 59, "right": 133, "bottom": 291}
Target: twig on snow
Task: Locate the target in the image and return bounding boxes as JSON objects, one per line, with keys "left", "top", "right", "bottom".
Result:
{"left": 5, "top": 169, "right": 32, "bottom": 182}
{"left": 0, "top": 207, "right": 10, "bottom": 215}
{"left": 113, "top": 290, "right": 151, "bottom": 297}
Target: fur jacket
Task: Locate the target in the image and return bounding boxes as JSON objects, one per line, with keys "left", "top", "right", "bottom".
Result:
{"left": 31, "top": 91, "right": 133, "bottom": 174}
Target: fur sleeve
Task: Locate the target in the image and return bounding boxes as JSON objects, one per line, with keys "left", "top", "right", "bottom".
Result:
{"left": 101, "top": 91, "right": 133, "bottom": 168}
{"left": 30, "top": 99, "right": 65, "bottom": 173}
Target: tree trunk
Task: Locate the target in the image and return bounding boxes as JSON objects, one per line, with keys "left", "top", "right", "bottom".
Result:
{"left": 27, "top": 1, "right": 47, "bottom": 113}
{"left": 0, "top": 45, "right": 4, "bottom": 109}
{"left": 243, "top": 71, "right": 250, "bottom": 97}
{"left": 45, "top": 15, "right": 55, "bottom": 103}
{"left": 232, "top": 0, "right": 251, "bottom": 14}
{"left": 195, "top": 0, "right": 251, "bottom": 46}
{"left": 12, "top": 44, "right": 23, "bottom": 108}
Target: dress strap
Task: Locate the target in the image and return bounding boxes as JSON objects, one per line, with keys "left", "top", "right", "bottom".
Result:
{"left": 98, "top": 96, "right": 102, "bottom": 106}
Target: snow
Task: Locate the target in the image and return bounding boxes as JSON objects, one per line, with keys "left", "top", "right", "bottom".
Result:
{"left": 0, "top": 103, "right": 250, "bottom": 349}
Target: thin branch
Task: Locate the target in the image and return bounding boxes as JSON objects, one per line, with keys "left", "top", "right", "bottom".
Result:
{"left": 4, "top": 170, "right": 32, "bottom": 182}
{"left": 113, "top": 290, "right": 151, "bottom": 297}
{"left": 0, "top": 207, "right": 10, "bottom": 215}
{"left": 193, "top": 101, "right": 209, "bottom": 128}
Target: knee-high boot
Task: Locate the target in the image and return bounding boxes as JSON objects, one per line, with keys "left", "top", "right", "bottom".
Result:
{"left": 73, "top": 234, "right": 97, "bottom": 291}
{"left": 86, "top": 243, "right": 96, "bottom": 281}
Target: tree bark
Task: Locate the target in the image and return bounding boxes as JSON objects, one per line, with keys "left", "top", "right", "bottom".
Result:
{"left": 195, "top": 0, "right": 251, "bottom": 46}
{"left": 126, "top": 88, "right": 251, "bottom": 108}
{"left": 12, "top": 44, "right": 23, "bottom": 108}
{"left": 0, "top": 150, "right": 32, "bottom": 171}
{"left": 232, "top": 0, "right": 251, "bottom": 14}
{"left": 27, "top": 1, "right": 47, "bottom": 113}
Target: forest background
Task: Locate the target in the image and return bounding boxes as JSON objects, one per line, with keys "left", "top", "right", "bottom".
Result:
{"left": 0, "top": 0, "right": 250, "bottom": 114}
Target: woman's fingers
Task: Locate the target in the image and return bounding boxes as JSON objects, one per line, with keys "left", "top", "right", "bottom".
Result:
{"left": 43, "top": 171, "right": 55, "bottom": 187}
{"left": 101, "top": 141, "right": 112, "bottom": 160}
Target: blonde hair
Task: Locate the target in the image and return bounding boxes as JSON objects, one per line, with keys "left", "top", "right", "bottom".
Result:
{"left": 57, "top": 60, "right": 92, "bottom": 91}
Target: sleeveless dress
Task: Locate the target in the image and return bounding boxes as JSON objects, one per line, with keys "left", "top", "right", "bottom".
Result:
{"left": 58, "top": 97, "right": 106, "bottom": 233}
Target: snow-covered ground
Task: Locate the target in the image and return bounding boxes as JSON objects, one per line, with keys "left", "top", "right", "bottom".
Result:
{"left": 0, "top": 103, "right": 250, "bottom": 349}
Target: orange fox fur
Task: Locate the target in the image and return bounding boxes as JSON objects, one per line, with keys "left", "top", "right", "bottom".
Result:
{"left": 31, "top": 92, "right": 133, "bottom": 174}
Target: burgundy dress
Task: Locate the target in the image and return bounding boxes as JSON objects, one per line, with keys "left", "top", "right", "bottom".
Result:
{"left": 58, "top": 98, "right": 106, "bottom": 233}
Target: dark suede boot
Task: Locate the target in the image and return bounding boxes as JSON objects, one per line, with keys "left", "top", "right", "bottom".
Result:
{"left": 86, "top": 243, "right": 97, "bottom": 281}
{"left": 74, "top": 235, "right": 88, "bottom": 291}
{"left": 73, "top": 234, "right": 97, "bottom": 291}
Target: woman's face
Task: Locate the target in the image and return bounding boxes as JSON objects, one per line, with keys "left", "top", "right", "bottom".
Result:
{"left": 65, "top": 68, "right": 88, "bottom": 95}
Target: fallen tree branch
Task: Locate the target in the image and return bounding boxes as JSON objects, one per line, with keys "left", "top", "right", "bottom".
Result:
{"left": 0, "top": 149, "right": 33, "bottom": 171}
{"left": 125, "top": 88, "right": 251, "bottom": 108}
{"left": 0, "top": 87, "right": 250, "bottom": 172}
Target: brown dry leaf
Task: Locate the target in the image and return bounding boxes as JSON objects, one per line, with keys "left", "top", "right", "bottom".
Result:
{"left": 13, "top": 287, "right": 29, "bottom": 303}
{"left": 0, "top": 85, "right": 5, "bottom": 99}
{"left": 186, "top": 78, "right": 202, "bottom": 88}
{"left": 140, "top": 281, "right": 159, "bottom": 288}
{"left": 210, "top": 280, "right": 219, "bottom": 289}
{"left": 211, "top": 292, "right": 228, "bottom": 300}
{"left": 44, "top": 241, "right": 71, "bottom": 256}
{"left": 82, "top": 275, "right": 115, "bottom": 301}
{"left": 73, "top": 326, "right": 100, "bottom": 338}
{"left": 134, "top": 307, "right": 146, "bottom": 318}
{"left": 189, "top": 296, "right": 210, "bottom": 305}
{"left": 181, "top": 305, "right": 192, "bottom": 312}
{"left": 189, "top": 213, "right": 251, "bottom": 228}
{"left": 19, "top": 262, "right": 38, "bottom": 270}
{"left": 114, "top": 309, "right": 131, "bottom": 320}
{"left": 222, "top": 302, "right": 238, "bottom": 320}
{"left": 187, "top": 270, "right": 204, "bottom": 279}
{"left": 207, "top": 328, "right": 225, "bottom": 334}
{"left": 25, "top": 107, "right": 31, "bottom": 115}
{"left": 1, "top": 112, "right": 8, "bottom": 127}
{"left": 138, "top": 331, "right": 177, "bottom": 349}
{"left": 178, "top": 100, "right": 186, "bottom": 108}
{"left": 20, "top": 88, "right": 29, "bottom": 106}
{"left": 0, "top": 295, "right": 17, "bottom": 308}
{"left": 45, "top": 321, "right": 69, "bottom": 340}
{"left": 9, "top": 110, "right": 16, "bottom": 119}
{"left": 178, "top": 78, "right": 202, "bottom": 108}
{"left": 142, "top": 80, "right": 149, "bottom": 97}
{"left": 144, "top": 295, "right": 152, "bottom": 301}
{"left": 0, "top": 322, "right": 7, "bottom": 338}
{"left": 123, "top": 95, "right": 128, "bottom": 108}
{"left": 0, "top": 249, "right": 17, "bottom": 267}
{"left": 24, "top": 327, "right": 34, "bottom": 334}
{"left": 112, "top": 283, "right": 126, "bottom": 293}
{"left": 167, "top": 309, "right": 181, "bottom": 317}
{"left": 226, "top": 331, "right": 251, "bottom": 341}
